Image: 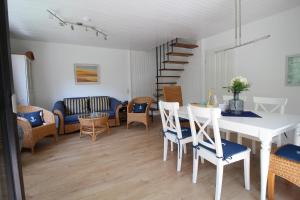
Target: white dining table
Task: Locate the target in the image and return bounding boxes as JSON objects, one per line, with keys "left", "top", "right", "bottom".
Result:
{"left": 178, "top": 106, "right": 300, "bottom": 200}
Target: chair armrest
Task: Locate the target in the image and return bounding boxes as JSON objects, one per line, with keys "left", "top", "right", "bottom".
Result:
{"left": 127, "top": 101, "right": 134, "bottom": 113}
{"left": 17, "top": 117, "right": 32, "bottom": 140}
{"left": 145, "top": 99, "right": 153, "bottom": 114}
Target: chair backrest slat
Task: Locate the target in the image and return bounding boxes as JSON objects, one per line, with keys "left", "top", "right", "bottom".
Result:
{"left": 159, "top": 101, "right": 183, "bottom": 139}
{"left": 253, "top": 97, "right": 288, "bottom": 114}
{"left": 187, "top": 105, "right": 223, "bottom": 158}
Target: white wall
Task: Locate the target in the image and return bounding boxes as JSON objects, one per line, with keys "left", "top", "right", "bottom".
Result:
{"left": 183, "top": 6, "right": 300, "bottom": 114}
{"left": 129, "top": 50, "right": 156, "bottom": 98}
{"left": 177, "top": 42, "right": 202, "bottom": 105}
{"left": 10, "top": 39, "right": 131, "bottom": 110}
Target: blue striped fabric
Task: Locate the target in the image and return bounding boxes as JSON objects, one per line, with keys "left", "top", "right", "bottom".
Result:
{"left": 64, "top": 97, "right": 89, "bottom": 115}
{"left": 89, "top": 96, "right": 110, "bottom": 112}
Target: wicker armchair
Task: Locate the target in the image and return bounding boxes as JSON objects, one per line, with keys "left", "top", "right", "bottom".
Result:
{"left": 267, "top": 145, "right": 300, "bottom": 200}
{"left": 17, "top": 105, "right": 57, "bottom": 153}
{"left": 127, "top": 97, "right": 153, "bottom": 131}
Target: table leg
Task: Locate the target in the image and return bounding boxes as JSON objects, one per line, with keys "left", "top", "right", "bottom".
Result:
{"left": 294, "top": 123, "right": 300, "bottom": 146}
{"left": 260, "top": 134, "right": 272, "bottom": 200}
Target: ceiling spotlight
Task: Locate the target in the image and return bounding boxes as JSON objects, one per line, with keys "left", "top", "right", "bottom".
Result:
{"left": 47, "top": 9, "right": 108, "bottom": 40}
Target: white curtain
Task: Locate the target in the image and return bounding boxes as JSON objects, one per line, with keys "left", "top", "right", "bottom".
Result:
{"left": 204, "top": 50, "right": 234, "bottom": 102}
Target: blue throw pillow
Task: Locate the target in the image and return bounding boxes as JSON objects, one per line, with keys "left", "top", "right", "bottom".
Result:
{"left": 133, "top": 103, "right": 148, "bottom": 113}
{"left": 19, "top": 110, "right": 44, "bottom": 127}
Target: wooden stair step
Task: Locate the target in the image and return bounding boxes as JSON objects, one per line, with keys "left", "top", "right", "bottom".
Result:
{"left": 156, "top": 75, "right": 181, "bottom": 78}
{"left": 166, "top": 52, "right": 193, "bottom": 57}
{"left": 156, "top": 82, "right": 177, "bottom": 85}
{"left": 160, "top": 68, "right": 184, "bottom": 71}
{"left": 162, "top": 60, "right": 188, "bottom": 64}
{"left": 171, "top": 43, "right": 198, "bottom": 49}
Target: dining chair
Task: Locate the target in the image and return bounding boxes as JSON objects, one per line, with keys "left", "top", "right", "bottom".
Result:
{"left": 159, "top": 101, "right": 193, "bottom": 172}
{"left": 187, "top": 104, "right": 251, "bottom": 200}
{"left": 267, "top": 144, "right": 300, "bottom": 200}
{"left": 239, "top": 97, "right": 288, "bottom": 154}
{"left": 222, "top": 95, "right": 247, "bottom": 141}
{"left": 163, "top": 85, "right": 183, "bottom": 106}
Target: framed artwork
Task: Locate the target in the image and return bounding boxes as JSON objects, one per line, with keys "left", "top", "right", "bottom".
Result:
{"left": 74, "top": 63, "right": 99, "bottom": 84}
{"left": 286, "top": 54, "right": 300, "bottom": 86}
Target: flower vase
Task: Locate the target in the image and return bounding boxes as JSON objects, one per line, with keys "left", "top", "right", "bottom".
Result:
{"left": 229, "top": 92, "right": 244, "bottom": 115}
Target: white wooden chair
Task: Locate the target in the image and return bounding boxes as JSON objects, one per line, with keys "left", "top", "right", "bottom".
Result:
{"left": 221, "top": 95, "right": 247, "bottom": 140}
{"left": 159, "top": 101, "right": 193, "bottom": 172}
{"left": 187, "top": 105, "right": 250, "bottom": 200}
{"left": 238, "top": 97, "right": 288, "bottom": 153}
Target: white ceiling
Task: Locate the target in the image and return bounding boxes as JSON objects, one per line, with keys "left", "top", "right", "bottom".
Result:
{"left": 8, "top": 0, "right": 300, "bottom": 50}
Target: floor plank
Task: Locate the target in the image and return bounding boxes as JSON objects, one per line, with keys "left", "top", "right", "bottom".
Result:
{"left": 21, "top": 118, "right": 300, "bottom": 200}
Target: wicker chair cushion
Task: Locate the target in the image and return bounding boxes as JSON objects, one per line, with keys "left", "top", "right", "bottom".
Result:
{"left": 64, "top": 97, "right": 89, "bottom": 115}
{"left": 18, "top": 110, "right": 44, "bottom": 127}
{"left": 165, "top": 127, "right": 192, "bottom": 139}
{"left": 133, "top": 103, "right": 148, "bottom": 113}
{"left": 90, "top": 96, "right": 110, "bottom": 112}
{"left": 196, "top": 139, "right": 248, "bottom": 160}
{"left": 275, "top": 144, "right": 300, "bottom": 163}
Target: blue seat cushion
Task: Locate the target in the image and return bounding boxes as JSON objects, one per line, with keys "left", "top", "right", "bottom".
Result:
{"left": 179, "top": 117, "right": 189, "bottom": 123}
{"left": 18, "top": 110, "right": 44, "bottom": 127}
{"left": 197, "top": 139, "right": 248, "bottom": 160}
{"left": 165, "top": 127, "right": 192, "bottom": 139}
{"left": 275, "top": 144, "right": 300, "bottom": 163}
{"left": 133, "top": 103, "right": 148, "bottom": 113}
{"left": 64, "top": 114, "right": 79, "bottom": 125}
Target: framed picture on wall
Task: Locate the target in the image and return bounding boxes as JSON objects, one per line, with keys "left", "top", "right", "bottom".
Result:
{"left": 286, "top": 54, "right": 300, "bottom": 86}
{"left": 74, "top": 63, "right": 100, "bottom": 84}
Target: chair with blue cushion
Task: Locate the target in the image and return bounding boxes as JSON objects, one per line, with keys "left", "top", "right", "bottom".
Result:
{"left": 159, "top": 101, "right": 193, "bottom": 172}
{"left": 187, "top": 104, "right": 251, "bottom": 200}
{"left": 267, "top": 144, "right": 300, "bottom": 200}
{"left": 127, "top": 96, "right": 153, "bottom": 131}
{"left": 17, "top": 105, "right": 57, "bottom": 153}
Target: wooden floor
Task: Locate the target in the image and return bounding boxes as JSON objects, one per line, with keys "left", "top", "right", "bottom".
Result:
{"left": 21, "top": 117, "right": 299, "bottom": 200}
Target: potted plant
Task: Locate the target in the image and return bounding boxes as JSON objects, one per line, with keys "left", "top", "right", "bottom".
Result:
{"left": 223, "top": 76, "right": 250, "bottom": 114}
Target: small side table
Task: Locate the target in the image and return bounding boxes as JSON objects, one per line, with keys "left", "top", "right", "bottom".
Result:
{"left": 78, "top": 113, "right": 110, "bottom": 141}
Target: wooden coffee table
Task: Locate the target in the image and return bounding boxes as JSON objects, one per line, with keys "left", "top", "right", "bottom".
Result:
{"left": 78, "top": 112, "right": 110, "bottom": 141}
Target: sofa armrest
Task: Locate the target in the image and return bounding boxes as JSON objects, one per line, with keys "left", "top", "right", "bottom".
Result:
{"left": 53, "top": 101, "right": 65, "bottom": 134}
{"left": 109, "top": 97, "right": 122, "bottom": 126}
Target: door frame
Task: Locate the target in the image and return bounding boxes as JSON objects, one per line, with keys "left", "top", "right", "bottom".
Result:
{"left": 0, "top": 0, "right": 25, "bottom": 199}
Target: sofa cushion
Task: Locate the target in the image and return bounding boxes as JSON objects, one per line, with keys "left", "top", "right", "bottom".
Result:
{"left": 19, "top": 110, "right": 44, "bottom": 127}
{"left": 64, "top": 114, "right": 80, "bottom": 125}
{"left": 90, "top": 96, "right": 110, "bottom": 112}
{"left": 133, "top": 103, "right": 148, "bottom": 113}
{"left": 64, "top": 97, "right": 89, "bottom": 115}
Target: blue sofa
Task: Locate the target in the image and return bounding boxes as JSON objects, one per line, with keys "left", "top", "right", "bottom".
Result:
{"left": 53, "top": 96, "right": 122, "bottom": 134}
